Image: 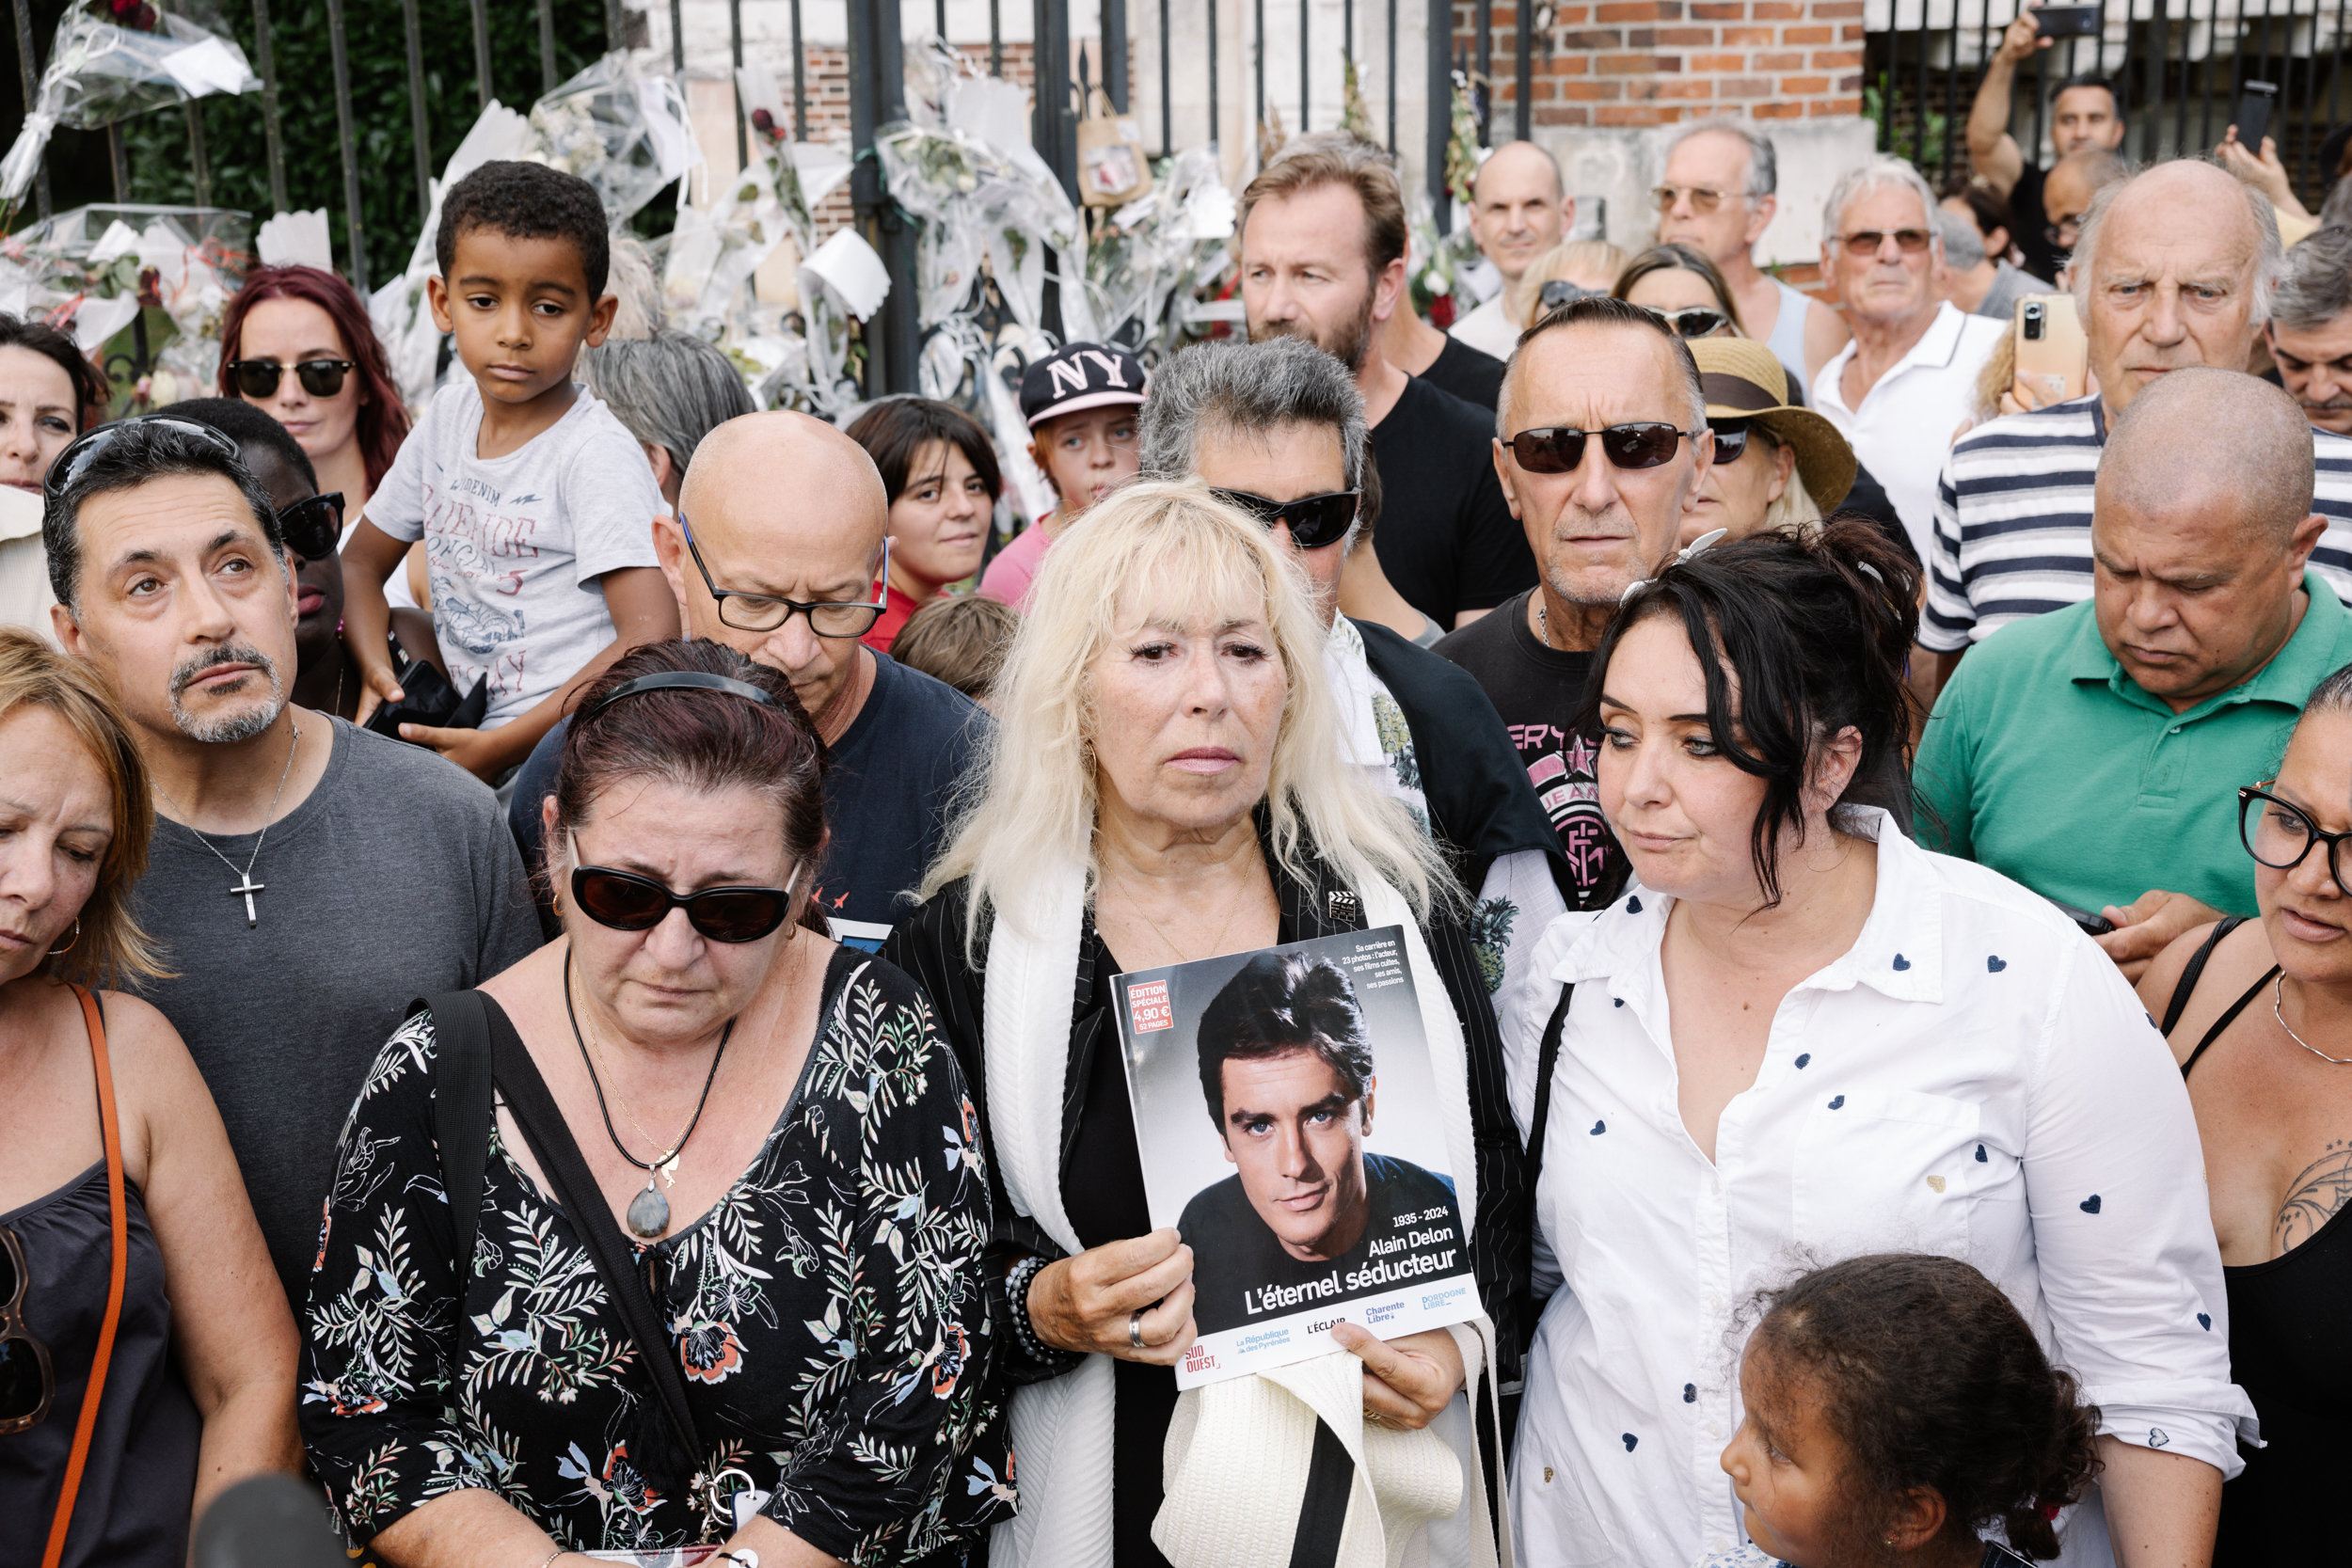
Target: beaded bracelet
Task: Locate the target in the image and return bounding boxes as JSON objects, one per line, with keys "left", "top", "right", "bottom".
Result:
{"left": 1004, "top": 1253, "right": 1082, "bottom": 1370}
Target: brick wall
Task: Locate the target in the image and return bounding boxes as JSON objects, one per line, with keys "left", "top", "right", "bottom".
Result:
{"left": 1457, "top": 0, "right": 1864, "bottom": 131}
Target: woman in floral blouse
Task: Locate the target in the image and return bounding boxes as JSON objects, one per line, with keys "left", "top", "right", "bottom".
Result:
{"left": 297, "top": 641, "right": 1008, "bottom": 1564}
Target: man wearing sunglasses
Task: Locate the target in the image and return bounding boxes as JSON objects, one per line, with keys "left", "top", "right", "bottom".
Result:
{"left": 1810, "top": 157, "right": 2007, "bottom": 564}
{"left": 506, "top": 412, "right": 988, "bottom": 953}
{"left": 40, "top": 416, "right": 542, "bottom": 1311}
{"left": 1138, "top": 336, "right": 1570, "bottom": 1026}
{"left": 1653, "top": 120, "right": 1849, "bottom": 401}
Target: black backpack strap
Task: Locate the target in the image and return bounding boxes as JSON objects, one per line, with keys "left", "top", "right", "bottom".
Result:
{"left": 476, "top": 992, "right": 706, "bottom": 1486}
{"left": 1523, "top": 983, "right": 1574, "bottom": 1200}
{"left": 2160, "top": 915, "right": 2247, "bottom": 1037}
{"left": 419, "top": 991, "right": 494, "bottom": 1305}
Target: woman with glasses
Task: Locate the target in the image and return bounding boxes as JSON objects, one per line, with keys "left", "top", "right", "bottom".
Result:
{"left": 1507, "top": 519, "right": 2251, "bottom": 1568}
{"left": 1678, "top": 338, "right": 1855, "bottom": 549}
{"left": 1611, "top": 244, "right": 1744, "bottom": 343}
{"left": 1500, "top": 239, "right": 1629, "bottom": 345}
{"left": 2137, "top": 662, "right": 2352, "bottom": 1566}
{"left": 0, "top": 627, "right": 300, "bottom": 1563}
{"left": 218, "top": 265, "right": 409, "bottom": 526}
{"left": 299, "top": 638, "right": 1009, "bottom": 1563}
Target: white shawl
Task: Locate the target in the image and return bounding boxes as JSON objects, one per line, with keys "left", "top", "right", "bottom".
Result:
{"left": 983, "top": 865, "right": 1510, "bottom": 1568}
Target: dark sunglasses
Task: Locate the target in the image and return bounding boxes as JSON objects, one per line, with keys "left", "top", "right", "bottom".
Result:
{"left": 1502, "top": 422, "right": 1695, "bottom": 475}
{"left": 277, "top": 491, "right": 345, "bottom": 562}
{"left": 569, "top": 840, "right": 802, "bottom": 943}
{"left": 0, "top": 1227, "right": 53, "bottom": 1435}
{"left": 1654, "top": 307, "right": 1731, "bottom": 340}
{"left": 1706, "top": 419, "right": 1755, "bottom": 462}
{"left": 1539, "top": 279, "right": 1594, "bottom": 311}
{"left": 226, "top": 357, "right": 356, "bottom": 400}
{"left": 1839, "top": 228, "right": 1934, "bottom": 256}
{"left": 1210, "top": 487, "right": 1359, "bottom": 550}
{"left": 44, "top": 416, "right": 240, "bottom": 500}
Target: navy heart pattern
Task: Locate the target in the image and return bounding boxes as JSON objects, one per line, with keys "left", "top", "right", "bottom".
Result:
{"left": 2148, "top": 1428, "right": 2170, "bottom": 1449}
{"left": 1683, "top": 1384, "right": 1697, "bottom": 1403}
{"left": 1628, "top": 896, "right": 1643, "bottom": 913}
{"left": 1794, "top": 1053, "right": 1811, "bottom": 1069}
{"left": 2080, "top": 1195, "right": 2102, "bottom": 1214}
{"left": 1622, "top": 1433, "right": 1639, "bottom": 1451}
{"left": 1976, "top": 1144, "right": 1988, "bottom": 1162}
{"left": 1892, "top": 953, "right": 1911, "bottom": 971}
{"left": 1828, "top": 1095, "right": 1846, "bottom": 1109}
{"left": 1987, "top": 955, "right": 2008, "bottom": 973}
{"left": 1591, "top": 1120, "right": 1606, "bottom": 1135}
{"left": 1613, "top": 997, "right": 1625, "bottom": 1008}
{"left": 2198, "top": 1313, "right": 2212, "bottom": 1331}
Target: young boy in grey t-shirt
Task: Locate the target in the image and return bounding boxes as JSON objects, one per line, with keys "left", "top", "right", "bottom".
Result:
{"left": 342, "top": 161, "right": 676, "bottom": 783}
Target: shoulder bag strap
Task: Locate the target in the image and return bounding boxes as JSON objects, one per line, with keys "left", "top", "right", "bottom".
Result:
{"left": 477, "top": 994, "right": 705, "bottom": 1479}
{"left": 2160, "top": 915, "right": 2248, "bottom": 1037}
{"left": 419, "top": 992, "right": 494, "bottom": 1370}
{"left": 43, "top": 988, "right": 127, "bottom": 1568}
{"left": 1522, "top": 983, "right": 1574, "bottom": 1202}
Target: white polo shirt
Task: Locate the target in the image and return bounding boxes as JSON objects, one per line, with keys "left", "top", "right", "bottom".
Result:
{"left": 1450, "top": 293, "right": 1523, "bottom": 361}
{"left": 1812, "top": 300, "right": 2006, "bottom": 563}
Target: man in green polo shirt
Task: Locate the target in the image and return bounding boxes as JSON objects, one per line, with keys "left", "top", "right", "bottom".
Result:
{"left": 1916, "top": 368, "right": 2352, "bottom": 980}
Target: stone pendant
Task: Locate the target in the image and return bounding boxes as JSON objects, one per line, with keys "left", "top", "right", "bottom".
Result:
{"left": 627, "top": 1179, "right": 671, "bottom": 1239}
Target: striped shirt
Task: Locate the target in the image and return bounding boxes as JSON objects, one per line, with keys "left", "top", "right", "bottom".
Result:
{"left": 1920, "top": 393, "right": 2352, "bottom": 652}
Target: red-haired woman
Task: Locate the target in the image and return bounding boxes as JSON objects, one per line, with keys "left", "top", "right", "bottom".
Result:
{"left": 216, "top": 265, "right": 408, "bottom": 529}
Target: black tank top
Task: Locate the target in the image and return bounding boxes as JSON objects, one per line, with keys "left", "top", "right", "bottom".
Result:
{"left": 2167, "top": 919, "right": 2352, "bottom": 1566}
{"left": 0, "top": 1163, "right": 199, "bottom": 1568}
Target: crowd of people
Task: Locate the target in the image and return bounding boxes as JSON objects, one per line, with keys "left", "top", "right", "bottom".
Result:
{"left": 1, "top": 50, "right": 2346, "bottom": 1568}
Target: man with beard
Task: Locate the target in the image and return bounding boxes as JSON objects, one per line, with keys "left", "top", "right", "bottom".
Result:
{"left": 1240, "top": 132, "right": 1534, "bottom": 631}
{"left": 45, "top": 417, "right": 540, "bottom": 1311}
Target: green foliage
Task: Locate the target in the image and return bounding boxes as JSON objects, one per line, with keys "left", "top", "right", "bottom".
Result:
{"left": 1865, "top": 79, "right": 1947, "bottom": 170}
{"left": 6, "top": 0, "right": 662, "bottom": 285}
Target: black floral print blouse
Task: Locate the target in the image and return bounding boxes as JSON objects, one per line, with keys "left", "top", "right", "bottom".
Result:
{"left": 297, "top": 946, "right": 1013, "bottom": 1563}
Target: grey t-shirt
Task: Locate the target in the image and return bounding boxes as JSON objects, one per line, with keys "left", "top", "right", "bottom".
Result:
{"left": 131, "top": 718, "right": 542, "bottom": 1309}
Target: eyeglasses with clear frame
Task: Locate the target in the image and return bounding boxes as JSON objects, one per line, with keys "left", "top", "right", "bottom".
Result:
{"left": 678, "top": 514, "right": 890, "bottom": 638}
{"left": 1652, "top": 183, "right": 1737, "bottom": 214}
{"left": 2239, "top": 784, "right": 2352, "bottom": 898}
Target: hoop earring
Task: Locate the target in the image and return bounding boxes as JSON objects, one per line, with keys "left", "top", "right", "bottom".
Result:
{"left": 48, "top": 917, "right": 80, "bottom": 956}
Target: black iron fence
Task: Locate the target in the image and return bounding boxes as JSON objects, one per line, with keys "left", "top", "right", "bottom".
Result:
{"left": 1868, "top": 0, "right": 2352, "bottom": 204}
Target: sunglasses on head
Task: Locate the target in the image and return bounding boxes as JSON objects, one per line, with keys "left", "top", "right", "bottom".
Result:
{"left": 568, "top": 836, "right": 802, "bottom": 943}
{"left": 1210, "top": 487, "right": 1359, "bottom": 550}
{"left": 1539, "top": 279, "right": 1594, "bottom": 311}
{"left": 1839, "top": 228, "right": 1934, "bottom": 256}
{"left": 0, "top": 1227, "right": 53, "bottom": 1436}
{"left": 277, "top": 491, "right": 345, "bottom": 562}
{"left": 1652, "top": 307, "right": 1731, "bottom": 340}
{"left": 226, "top": 358, "right": 356, "bottom": 400}
{"left": 1502, "top": 422, "right": 1695, "bottom": 475}
{"left": 44, "top": 416, "right": 240, "bottom": 500}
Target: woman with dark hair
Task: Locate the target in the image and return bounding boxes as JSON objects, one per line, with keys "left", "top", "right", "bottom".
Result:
{"left": 297, "top": 639, "right": 1009, "bottom": 1562}
{"left": 0, "top": 312, "right": 108, "bottom": 629}
{"left": 1506, "top": 519, "right": 2252, "bottom": 1567}
{"left": 844, "top": 398, "right": 1005, "bottom": 652}
{"left": 1613, "top": 243, "right": 1744, "bottom": 341}
{"left": 217, "top": 265, "right": 409, "bottom": 525}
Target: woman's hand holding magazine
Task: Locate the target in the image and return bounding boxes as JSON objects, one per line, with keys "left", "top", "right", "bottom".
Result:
{"left": 1331, "top": 1323, "right": 1468, "bottom": 1431}
{"left": 1028, "top": 1227, "right": 1200, "bottom": 1365}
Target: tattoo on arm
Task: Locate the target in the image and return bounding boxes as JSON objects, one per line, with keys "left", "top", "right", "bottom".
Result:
{"left": 2275, "top": 1139, "right": 2352, "bottom": 1252}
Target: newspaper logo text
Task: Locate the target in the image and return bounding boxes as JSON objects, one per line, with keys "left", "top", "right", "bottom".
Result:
{"left": 1127, "top": 979, "right": 1173, "bottom": 1032}
{"left": 1183, "top": 1343, "right": 1219, "bottom": 1373}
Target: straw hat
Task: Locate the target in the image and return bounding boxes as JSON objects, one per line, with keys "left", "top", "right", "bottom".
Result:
{"left": 1687, "top": 337, "right": 1855, "bottom": 511}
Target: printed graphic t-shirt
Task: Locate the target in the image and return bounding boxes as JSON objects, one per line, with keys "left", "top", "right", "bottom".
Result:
{"left": 364, "top": 379, "right": 664, "bottom": 728}
{"left": 1433, "top": 589, "right": 1629, "bottom": 910}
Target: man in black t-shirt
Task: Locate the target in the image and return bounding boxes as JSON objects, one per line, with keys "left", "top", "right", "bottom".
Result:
{"left": 1239, "top": 131, "right": 1534, "bottom": 632}
{"left": 1436, "top": 296, "right": 1718, "bottom": 911}
{"left": 1963, "top": 16, "right": 2124, "bottom": 279}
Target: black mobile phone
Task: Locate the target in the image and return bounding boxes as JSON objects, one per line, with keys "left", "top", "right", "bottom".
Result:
{"left": 2034, "top": 2, "right": 2103, "bottom": 37}
{"left": 2046, "top": 897, "right": 2116, "bottom": 937}
{"left": 2234, "top": 80, "right": 2280, "bottom": 151}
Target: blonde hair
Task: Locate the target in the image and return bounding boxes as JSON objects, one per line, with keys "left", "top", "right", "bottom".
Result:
{"left": 919, "top": 480, "right": 1450, "bottom": 946}
{"left": 1762, "top": 457, "right": 1824, "bottom": 532}
{"left": 0, "top": 627, "right": 168, "bottom": 987}
{"left": 1507, "top": 238, "right": 1633, "bottom": 331}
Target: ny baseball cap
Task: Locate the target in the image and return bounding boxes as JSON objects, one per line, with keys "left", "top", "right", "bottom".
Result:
{"left": 1019, "top": 341, "right": 1148, "bottom": 428}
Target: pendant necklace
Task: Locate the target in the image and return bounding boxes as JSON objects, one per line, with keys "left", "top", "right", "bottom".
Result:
{"left": 564, "top": 950, "right": 734, "bottom": 1239}
{"left": 153, "top": 713, "right": 301, "bottom": 928}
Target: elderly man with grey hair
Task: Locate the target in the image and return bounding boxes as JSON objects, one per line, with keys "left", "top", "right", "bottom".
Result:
{"left": 1811, "top": 156, "right": 2008, "bottom": 562}
{"left": 1921, "top": 160, "right": 2352, "bottom": 703}
{"left": 2267, "top": 225, "right": 2352, "bottom": 436}
{"left": 1656, "top": 119, "right": 1850, "bottom": 397}
{"left": 1137, "top": 336, "right": 1572, "bottom": 1021}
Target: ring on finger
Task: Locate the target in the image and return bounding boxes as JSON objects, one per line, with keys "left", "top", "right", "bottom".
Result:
{"left": 1129, "top": 1309, "right": 1147, "bottom": 1351}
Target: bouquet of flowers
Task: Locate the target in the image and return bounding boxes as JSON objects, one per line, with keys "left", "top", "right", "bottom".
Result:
{"left": 1084, "top": 144, "right": 1236, "bottom": 357}
{"left": 529, "top": 54, "right": 698, "bottom": 228}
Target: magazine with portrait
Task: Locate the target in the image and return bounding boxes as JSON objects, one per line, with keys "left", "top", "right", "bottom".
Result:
{"left": 1114, "top": 926, "right": 1480, "bottom": 1390}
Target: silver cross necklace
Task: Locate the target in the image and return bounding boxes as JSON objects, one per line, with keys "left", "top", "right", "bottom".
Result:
{"left": 154, "top": 713, "right": 301, "bottom": 928}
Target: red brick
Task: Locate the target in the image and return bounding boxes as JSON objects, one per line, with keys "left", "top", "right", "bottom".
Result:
{"left": 1558, "top": 27, "right": 1623, "bottom": 47}
{"left": 1535, "top": 105, "right": 1593, "bottom": 125}
{"left": 1811, "top": 48, "right": 1864, "bottom": 68}
{"left": 1691, "top": 52, "right": 1748, "bottom": 71}
{"left": 1553, "top": 4, "right": 1590, "bottom": 20}
{"left": 1778, "top": 74, "right": 1830, "bottom": 92}
{"left": 1658, "top": 79, "right": 1717, "bottom": 98}
{"left": 1691, "top": 1, "right": 1745, "bottom": 15}
{"left": 1558, "top": 79, "right": 1626, "bottom": 99}
{"left": 1783, "top": 24, "right": 1833, "bottom": 41}
{"left": 1811, "top": 1, "right": 1865, "bottom": 14}
{"left": 1842, "top": 24, "right": 1867, "bottom": 39}
{"left": 1549, "top": 54, "right": 1593, "bottom": 72}
{"left": 1597, "top": 1, "right": 1682, "bottom": 20}
{"left": 1598, "top": 52, "right": 1679, "bottom": 72}
{"left": 1714, "top": 76, "right": 1772, "bottom": 96}
{"left": 1722, "top": 25, "right": 1773, "bottom": 44}
{"left": 1657, "top": 25, "right": 1719, "bottom": 43}
{"left": 1751, "top": 2, "right": 1804, "bottom": 16}
{"left": 1597, "top": 104, "right": 1678, "bottom": 125}
{"left": 1751, "top": 101, "right": 1803, "bottom": 118}
{"left": 1754, "top": 51, "right": 1804, "bottom": 69}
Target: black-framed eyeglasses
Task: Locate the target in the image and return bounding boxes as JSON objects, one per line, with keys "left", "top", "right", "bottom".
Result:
{"left": 2240, "top": 785, "right": 2352, "bottom": 897}
{"left": 226, "top": 357, "right": 356, "bottom": 400}
{"left": 1706, "top": 419, "right": 1758, "bottom": 463}
{"left": 1653, "top": 307, "right": 1732, "bottom": 340}
{"left": 569, "top": 837, "right": 802, "bottom": 943}
{"left": 43, "top": 416, "right": 241, "bottom": 500}
{"left": 679, "top": 514, "right": 889, "bottom": 638}
{"left": 1502, "top": 422, "right": 1697, "bottom": 475}
{"left": 2044, "top": 215, "right": 2085, "bottom": 248}
{"left": 277, "top": 491, "right": 345, "bottom": 562}
{"left": 1210, "top": 487, "right": 1359, "bottom": 550}
{"left": 1539, "top": 279, "right": 1594, "bottom": 311}
{"left": 1838, "top": 228, "right": 1934, "bottom": 256}
{"left": 0, "top": 1227, "right": 53, "bottom": 1436}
